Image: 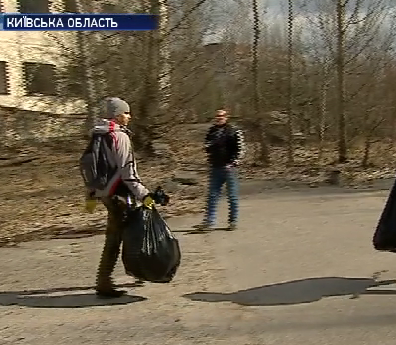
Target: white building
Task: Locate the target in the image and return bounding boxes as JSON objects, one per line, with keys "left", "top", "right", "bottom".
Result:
{"left": 0, "top": 0, "right": 140, "bottom": 143}
{"left": 0, "top": 0, "right": 86, "bottom": 113}
{"left": 0, "top": 0, "right": 90, "bottom": 142}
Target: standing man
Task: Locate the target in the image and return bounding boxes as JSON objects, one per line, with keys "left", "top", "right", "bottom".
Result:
{"left": 195, "top": 109, "right": 245, "bottom": 231}
{"left": 83, "top": 97, "right": 155, "bottom": 298}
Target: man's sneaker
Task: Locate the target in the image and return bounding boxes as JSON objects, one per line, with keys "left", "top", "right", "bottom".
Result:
{"left": 96, "top": 288, "right": 127, "bottom": 299}
{"left": 134, "top": 279, "right": 145, "bottom": 287}
{"left": 227, "top": 222, "right": 237, "bottom": 231}
{"left": 192, "top": 222, "right": 214, "bottom": 231}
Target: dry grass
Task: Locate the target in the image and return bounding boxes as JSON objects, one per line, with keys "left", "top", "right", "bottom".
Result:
{"left": 1, "top": 132, "right": 395, "bottom": 246}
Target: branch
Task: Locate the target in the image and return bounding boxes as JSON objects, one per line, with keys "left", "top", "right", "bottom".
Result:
{"left": 161, "top": 0, "right": 211, "bottom": 41}
{"left": 344, "top": 0, "right": 365, "bottom": 28}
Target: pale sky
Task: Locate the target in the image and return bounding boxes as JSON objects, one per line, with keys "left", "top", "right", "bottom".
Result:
{"left": 201, "top": 0, "right": 396, "bottom": 44}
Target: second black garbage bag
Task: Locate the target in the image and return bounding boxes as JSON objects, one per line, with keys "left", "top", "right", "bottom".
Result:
{"left": 122, "top": 206, "right": 181, "bottom": 283}
{"left": 373, "top": 178, "right": 396, "bottom": 252}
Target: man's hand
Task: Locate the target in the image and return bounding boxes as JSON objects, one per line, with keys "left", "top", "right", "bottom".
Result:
{"left": 142, "top": 195, "right": 155, "bottom": 209}
{"left": 142, "top": 187, "right": 170, "bottom": 209}
{"left": 85, "top": 199, "right": 97, "bottom": 213}
{"left": 84, "top": 190, "right": 97, "bottom": 214}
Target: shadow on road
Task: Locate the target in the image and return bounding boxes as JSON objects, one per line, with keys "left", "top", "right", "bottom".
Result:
{"left": 0, "top": 282, "right": 146, "bottom": 308}
{"left": 0, "top": 292, "right": 146, "bottom": 308}
{"left": 184, "top": 277, "right": 396, "bottom": 307}
{"left": 173, "top": 227, "right": 230, "bottom": 235}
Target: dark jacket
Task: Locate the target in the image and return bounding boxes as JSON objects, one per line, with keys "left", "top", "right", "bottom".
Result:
{"left": 205, "top": 123, "right": 245, "bottom": 168}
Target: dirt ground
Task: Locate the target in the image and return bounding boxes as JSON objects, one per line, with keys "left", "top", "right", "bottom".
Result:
{"left": 2, "top": 138, "right": 396, "bottom": 247}
{"left": 0, "top": 140, "right": 208, "bottom": 246}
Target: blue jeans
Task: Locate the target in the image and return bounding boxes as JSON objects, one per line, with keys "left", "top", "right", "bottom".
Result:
{"left": 204, "top": 166, "right": 239, "bottom": 226}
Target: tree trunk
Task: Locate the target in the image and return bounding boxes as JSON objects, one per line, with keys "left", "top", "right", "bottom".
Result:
{"left": 74, "top": 0, "right": 100, "bottom": 136}
{"left": 286, "top": 0, "right": 294, "bottom": 165}
{"left": 391, "top": 106, "right": 396, "bottom": 148}
{"left": 252, "top": 0, "right": 270, "bottom": 165}
{"left": 336, "top": 0, "right": 347, "bottom": 162}
{"left": 362, "top": 134, "right": 371, "bottom": 168}
{"left": 158, "top": 0, "right": 171, "bottom": 122}
{"left": 318, "top": 77, "right": 328, "bottom": 162}
{"left": 148, "top": 0, "right": 172, "bottom": 141}
{"left": 133, "top": 1, "right": 159, "bottom": 154}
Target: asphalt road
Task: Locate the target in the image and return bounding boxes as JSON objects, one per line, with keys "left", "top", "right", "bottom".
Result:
{"left": 1, "top": 187, "right": 395, "bottom": 345}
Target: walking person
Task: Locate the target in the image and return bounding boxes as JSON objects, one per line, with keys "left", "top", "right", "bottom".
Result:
{"left": 82, "top": 97, "right": 156, "bottom": 298}
{"left": 195, "top": 109, "right": 245, "bottom": 231}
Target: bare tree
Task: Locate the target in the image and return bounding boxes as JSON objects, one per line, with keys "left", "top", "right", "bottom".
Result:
{"left": 286, "top": 0, "right": 294, "bottom": 164}
{"left": 252, "top": 0, "right": 270, "bottom": 165}
{"left": 298, "top": 0, "right": 395, "bottom": 162}
{"left": 335, "top": 0, "right": 347, "bottom": 162}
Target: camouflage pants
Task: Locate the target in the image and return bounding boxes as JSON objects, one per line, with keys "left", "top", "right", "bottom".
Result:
{"left": 95, "top": 197, "right": 126, "bottom": 291}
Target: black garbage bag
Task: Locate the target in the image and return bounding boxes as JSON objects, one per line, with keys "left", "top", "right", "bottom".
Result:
{"left": 373, "top": 178, "right": 396, "bottom": 252}
{"left": 122, "top": 206, "right": 181, "bottom": 283}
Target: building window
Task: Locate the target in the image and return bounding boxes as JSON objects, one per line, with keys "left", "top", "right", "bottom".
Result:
{"left": 63, "top": 65, "right": 84, "bottom": 97}
{"left": 18, "top": 0, "right": 50, "bottom": 13}
{"left": 64, "top": 0, "right": 78, "bottom": 13}
{"left": 0, "top": 61, "right": 9, "bottom": 95}
{"left": 23, "top": 62, "right": 57, "bottom": 96}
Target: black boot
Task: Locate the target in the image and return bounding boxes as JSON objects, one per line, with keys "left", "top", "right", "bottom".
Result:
{"left": 96, "top": 288, "right": 127, "bottom": 299}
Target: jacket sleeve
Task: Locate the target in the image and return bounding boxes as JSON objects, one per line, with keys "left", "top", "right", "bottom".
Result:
{"left": 204, "top": 127, "right": 212, "bottom": 153}
{"left": 204, "top": 126, "right": 214, "bottom": 153}
{"left": 231, "top": 128, "right": 246, "bottom": 165}
{"left": 114, "top": 132, "right": 149, "bottom": 201}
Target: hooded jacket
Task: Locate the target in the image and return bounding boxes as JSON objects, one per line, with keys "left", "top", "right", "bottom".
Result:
{"left": 92, "top": 118, "right": 149, "bottom": 201}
